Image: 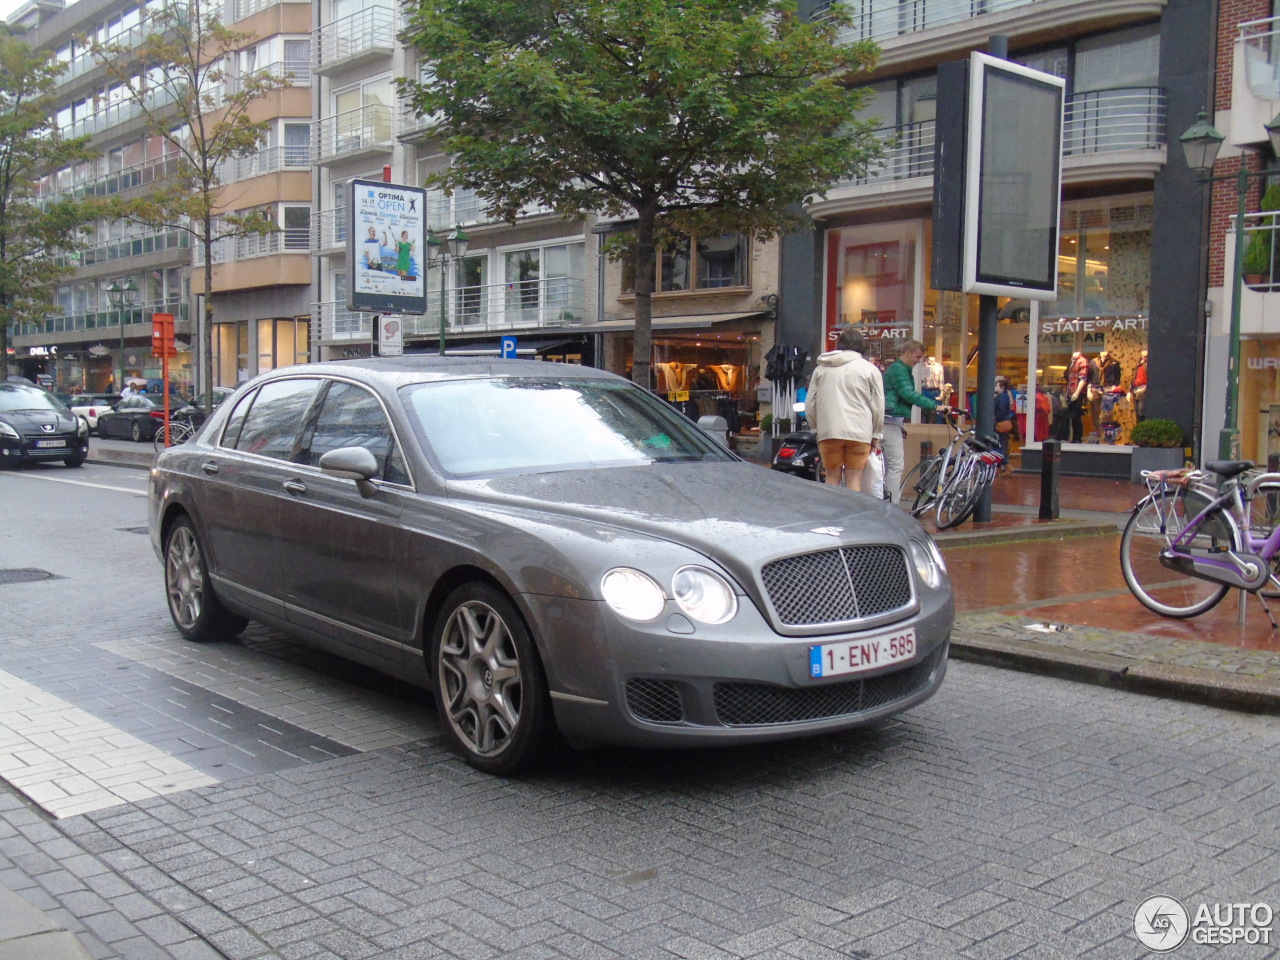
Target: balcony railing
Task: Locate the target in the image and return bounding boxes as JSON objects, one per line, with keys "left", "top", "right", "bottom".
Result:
{"left": 313, "top": 6, "right": 395, "bottom": 74}
{"left": 55, "top": 229, "right": 189, "bottom": 268}
{"left": 225, "top": 60, "right": 311, "bottom": 97}
{"left": 399, "top": 99, "right": 437, "bottom": 139}
{"left": 60, "top": 85, "right": 185, "bottom": 139}
{"left": 423, "top": 188, "right": 554, "bottom": 228}
{"left": 1238, "top": 211, "right": 1280, "bottom": 289}
{"left": 43, "top": 155, "right": 182, "bottom": 202}
{"left": 1241, "top": 17, "right": 1280, "bottom": 100}
{"left": 221, "top": 144, "right": 311, "bottom": 183}
{"left": 834, "top": 120, "right": 935, "bottom": 188}
{"left": 1063, "top": 87, "right": 1165, "bottom": 155}
{"left": 312, "top": 208, "right": 348, "bottom": 252}
{"left": 313, "top": 104, "right": 394, "bottom": 163}
{"left": 318, "top": 277, "right": 585, "bottom": 343}
{"left": 57, "top": 5, "right": 189, "bottom": 87}
{"left": 195, "top": 228, "right": 310, "bottom": 265}
{"left": 233, "top": 0, "right": 308, "bottom": 22}
{"left": 16, "top": 299, "right": 189, "bottom": 338}
{"left": 815, "top": 0, "right": 1038, "bottom": 46}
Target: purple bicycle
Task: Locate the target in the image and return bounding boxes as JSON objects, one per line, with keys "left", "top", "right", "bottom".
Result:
{"left": 1120, "top": 460, "right": 1280, "bottom": 625}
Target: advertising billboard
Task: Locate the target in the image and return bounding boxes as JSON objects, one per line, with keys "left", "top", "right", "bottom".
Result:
{"left": 962, "top": 53, "right": 1065, "bottom": 300}
{"left": 347, "top": 178, "right": 428, "bottom": 315}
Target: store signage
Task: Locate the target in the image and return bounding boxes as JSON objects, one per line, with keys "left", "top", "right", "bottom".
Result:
{"left": 1247, "top": 358, "right": 1280, "bottom": 370}
{"left": 668, "top": 390, "right": 690, "bottom": 402}
{"left": 346, "top": 178, "right": 427, "bottom": 316}
{"left": 88, "top": 345, "right": 111, "bottom": 357}
{"left": 1040, "top": 317, "right": 1148, "bottom": 334}
{"left": 28, "top": 345, "right": 58, "bottom": 357}
{"left": 342, "top": 345, "right": 373, "bottom": 359}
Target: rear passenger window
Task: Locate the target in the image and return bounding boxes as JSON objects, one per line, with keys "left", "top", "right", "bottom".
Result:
{"left": 220, "top": 389, "right": 256, "bottom": 449}
{"left": 303, "top": 381, "right": 410, "bottom": 485}
{"left": 232, "top": 379, "right": 321, "bottom": 460}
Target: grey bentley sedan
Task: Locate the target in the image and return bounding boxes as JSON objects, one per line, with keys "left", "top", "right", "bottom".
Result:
{"left": 149, "top": 358, "right": 952, "bottom": 772}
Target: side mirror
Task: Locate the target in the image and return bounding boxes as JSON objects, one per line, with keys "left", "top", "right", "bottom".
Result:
{"left": 318, "top": 446, "right": 380, "bottom": 498}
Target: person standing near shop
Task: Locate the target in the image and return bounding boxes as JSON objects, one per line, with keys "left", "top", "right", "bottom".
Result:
{"left": 881, "top": 340, "right": 950, "bottom": 503}
{"left": 806, "top": 327, "right": 884, "bottom": 494}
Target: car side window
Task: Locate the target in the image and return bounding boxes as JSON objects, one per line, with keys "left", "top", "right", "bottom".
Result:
{"left": 232, "top": 378, "right": 322, "bottom": 461}
{"left": 303, "top": 381, "right": 409, "bottom": 485}
{"left": 220, "top": 389, "right": 257, "bottom": 449}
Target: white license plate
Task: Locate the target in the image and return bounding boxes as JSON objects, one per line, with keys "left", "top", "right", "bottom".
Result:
{"left": 34, "top": 439, "right": 66, "bottom": 448}
{"left": 809, "top": 627, "right": 917, "bottom": 679}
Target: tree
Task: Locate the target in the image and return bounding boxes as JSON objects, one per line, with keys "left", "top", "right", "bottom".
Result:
{"left": 93, "top": 0, "right": 289, "bottom": 412}
{"left": 400, "top": 0, "right": 883, "bottom": 387}
{"left": 0, "top": 27, "right": 97, "bottom": 382}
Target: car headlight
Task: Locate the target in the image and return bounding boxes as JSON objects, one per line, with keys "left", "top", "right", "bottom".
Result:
{"left": 909, "top": 539, "right": 945, "bottom": 590}
{"left": 601, "top": 568, "right": 665, "bottom": 622}
{"left": 672, "top": 566, "right": 738, "bottom": 624}
{"left": 0, "top": 421, "right": 18, "bottom": 440}
{"left": 77, "top": 417, "right": 89, "bottom": 437}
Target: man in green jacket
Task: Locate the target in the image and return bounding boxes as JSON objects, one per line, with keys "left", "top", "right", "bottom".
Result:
{"left": 882, "top": 340, "right": 950, "bottom": 503}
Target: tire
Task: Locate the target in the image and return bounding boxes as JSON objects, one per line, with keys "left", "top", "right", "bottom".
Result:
{"left": 431, "top": 582, "right": 553, "bottom": 774}
{"left": 154, "top": 421, "right": 191, "bottom": 453}
{"left": 63, "top": 450, "right": 86, "bottom": 468}
{"left": 1119, "top": 489, "right": 1230, "bottom": 618}
{"left": 130, "top": 420, "right": 143, "bottom": 443}
{"left": 936, "top": 461, "right": 982, "bottom": 530}
{"left": 163, "top": 516, "right": 249, "bottom": 642}
{"left": 907, "top": 458, "right": 942, "bottom": 517}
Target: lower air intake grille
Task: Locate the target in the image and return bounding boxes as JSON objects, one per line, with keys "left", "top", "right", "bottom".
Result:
{"left": 625, "top": 678, "right": 684, "bottom": 723}
{"left": 712, "top": 646, "right": 943, "bottom": 726}
{"left": 761, "top": 545, "right": 913, "bottom": 626}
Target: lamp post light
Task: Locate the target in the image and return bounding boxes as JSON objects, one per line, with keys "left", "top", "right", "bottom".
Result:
{"left": 426, "top": 224, "right": 470, "bottom": 356}
{"left": 1180, "top": 109, "right": 1280, "bottom": 460}
{"left": 105, "top": 278, "right": 138, "bottom": 393}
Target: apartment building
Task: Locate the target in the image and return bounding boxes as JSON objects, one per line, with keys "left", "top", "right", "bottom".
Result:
{"left": 775, "top": 0, "right": 1215, "bottom": 476}
{"left": 15, "top": 0, "right": 313, "bottom": 395}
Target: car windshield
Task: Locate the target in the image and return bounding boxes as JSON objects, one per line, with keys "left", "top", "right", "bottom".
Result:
{"left": 402, "top": 376, "right": 736, "bottom": 477}
{"left": 0, "top": 384, "right": 68, "bottom": 413}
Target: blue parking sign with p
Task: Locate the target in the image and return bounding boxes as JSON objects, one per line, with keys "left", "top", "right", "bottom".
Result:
{"left": 500, "top": 336, "right": 518, "bottom": 359}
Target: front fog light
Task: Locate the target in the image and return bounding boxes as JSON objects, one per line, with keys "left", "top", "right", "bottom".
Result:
{"left": 601, "top": 568, "right": 665, "bottom": 622}
{"left": 909, "top": 540, "right": 942, "bottom": 590}
{"left": 672, "top": 566, "right": 737, "bottom": 624}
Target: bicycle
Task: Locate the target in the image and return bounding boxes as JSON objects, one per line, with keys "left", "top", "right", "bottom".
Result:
{"left": 1120, "top": 459, "right": 1280, "bottom": 626}
{"left": 899, "top": 411, "right": 1005, "bottom": 530}
{"left": 153, "top": 418, "right": 196, "bottom": 453}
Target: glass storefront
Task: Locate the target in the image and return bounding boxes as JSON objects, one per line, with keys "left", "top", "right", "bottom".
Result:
{"left": 1242, "top": 339, "right": 1280, "bottom": 468}
{"left": 823, "top": 193, "right": 1153, "bottom": 459}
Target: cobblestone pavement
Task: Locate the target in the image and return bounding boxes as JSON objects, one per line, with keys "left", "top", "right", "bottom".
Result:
{"left": 1, "top": 463, "right": 1278, "bottom": 959}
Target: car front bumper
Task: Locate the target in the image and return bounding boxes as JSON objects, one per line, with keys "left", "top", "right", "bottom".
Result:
{"left": 0, "top": 436, "right": 87, "bottom": 464}
{"left": 521, "top": 590, "right": 952, "bottom": 748}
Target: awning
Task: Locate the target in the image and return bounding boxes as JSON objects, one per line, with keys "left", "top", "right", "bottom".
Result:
{"left": 571, "top": 311, "right": 766, "bottom": 333}
{"left": 406, "top": 334, "right": 589, "bottom": 356}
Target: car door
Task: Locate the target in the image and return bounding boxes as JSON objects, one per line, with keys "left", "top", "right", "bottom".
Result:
{"left": 196, "top": 377, "right": 323, "bottom": 620}
{"left": 277, "top": 379, "right": 413, "bottom": 668}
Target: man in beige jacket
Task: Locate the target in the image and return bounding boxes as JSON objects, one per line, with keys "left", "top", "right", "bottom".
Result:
{"left": 805, "top": 327, "right": 884, "bottom": 493}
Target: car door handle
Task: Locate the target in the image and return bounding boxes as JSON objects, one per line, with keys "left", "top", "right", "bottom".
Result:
{"left": 282, "top": 479, "right": 307, "bottom": 496}
{"left": 201, "top": 461, "right": 219, "bottom": 476}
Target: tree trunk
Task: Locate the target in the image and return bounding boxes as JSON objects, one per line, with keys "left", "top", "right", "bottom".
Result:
{"left": 202, "top": 213, "right": 214, "bottom": 415}
{"left": 631, "top": 204, "right": 656, "bottom": 390}
{"left": 0, "top": 295, "right": 9, "bottom": 382}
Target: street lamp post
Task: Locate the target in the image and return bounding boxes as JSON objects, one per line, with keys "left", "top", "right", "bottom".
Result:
{"left": 426, "top": 225, "right": 470, "bottom": 356}
{"left": 1180, "top": 110, "right": 1280, "bottom": 460}
{"left": 105, "top": 278, "right": 139, "bottom": 393}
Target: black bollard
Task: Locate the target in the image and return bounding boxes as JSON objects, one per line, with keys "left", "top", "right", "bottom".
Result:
{"left": 1039, "top": 439, "right": 1061, "bottom": 520}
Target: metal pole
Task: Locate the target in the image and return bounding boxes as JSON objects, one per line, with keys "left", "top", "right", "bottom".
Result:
{"left": 974, "top": 294, "right": 998, "bottom": 522}
{"left": 438, "top": 256, "right": 447, "bottom": 356}
{"left": 1221, "top": 166, "right": 1247, "bottom": 460}
{"left": 118, "top": 304, "right": 126, "bottom": 392}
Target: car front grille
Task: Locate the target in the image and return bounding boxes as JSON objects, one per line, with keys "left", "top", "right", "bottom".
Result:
{"left": 712, "top": 645, "right": 944, "bottom": 726}
{"left": 625, "top": 678, "right": 684, "bottom": 723}
{"left": 760, "top": 545, "right": 913, "bottom": 626}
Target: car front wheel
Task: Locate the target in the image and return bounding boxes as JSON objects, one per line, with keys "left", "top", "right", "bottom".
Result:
{"left": 164, "top": 516, "right": 248, "bottom": 642}
{"left": 130, "top": 420, "right": 142, "bottom": 443}
{"left": 430, "top": 583, "right": 553, "bottom": 774}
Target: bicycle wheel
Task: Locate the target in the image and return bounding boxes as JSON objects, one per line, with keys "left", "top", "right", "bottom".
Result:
{"left": 907, "top": 458, "right": 942, "bottom": 517}
{"left": 936, "top": 459, "right": 983, "bottom": 530}
{"left": 153, "top": 421, "right": 193, "bottom": 453}
{"left": 1119, "top": 489, "right": 1230, "bottom": 618}
{"left": 899, "top": 459, "right": 933, "bottom": 511}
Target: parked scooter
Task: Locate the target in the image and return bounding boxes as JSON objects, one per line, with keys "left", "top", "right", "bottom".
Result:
{"left": 771, "top": 402, "right": 822, "bottom": 481}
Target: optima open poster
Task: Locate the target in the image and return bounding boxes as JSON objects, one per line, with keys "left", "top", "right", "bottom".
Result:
{"left": 347, "top": 178, "right": 428, "bottom": 316}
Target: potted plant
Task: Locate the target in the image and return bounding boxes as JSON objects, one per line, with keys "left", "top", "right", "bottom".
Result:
{"left": 1243, "top": 231, "right": 1270, "bottom": 286}
{"left": 1128, "top": 418, "right": 1188, "bottom": 483}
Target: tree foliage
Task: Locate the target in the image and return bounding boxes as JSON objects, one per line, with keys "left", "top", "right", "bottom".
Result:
{"left": 93, "top": 0, "right": 290, "bottom": 411}
{"left": 0, "top": 26, "right": 98, "bottom": 381}
{"left": 400, "top": 0, "right": 883, "bottom": 385}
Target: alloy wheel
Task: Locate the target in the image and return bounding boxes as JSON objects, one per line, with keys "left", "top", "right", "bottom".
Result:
{"left": 437, "top": 600, "right": 524, "bottom": 757}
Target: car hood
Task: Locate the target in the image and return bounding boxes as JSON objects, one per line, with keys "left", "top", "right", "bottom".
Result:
{"left": 450, "top": 461, "right": 924, "bottom": 572}
{"left": 0, "top": 409, "right": 78, "bottom": 433}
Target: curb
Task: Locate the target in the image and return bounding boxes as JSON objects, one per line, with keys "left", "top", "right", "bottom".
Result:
{"left": 86, "top": 454, "right": 153, "bottom": 471}
{"left": 0, "top": 885, "right": 93, "bottom": 960}
{"left": 932, "top": 520, "right": 1119, "bottom": 545}
{"left": 950, "top": 631, "right": 1280, "bottom": 715}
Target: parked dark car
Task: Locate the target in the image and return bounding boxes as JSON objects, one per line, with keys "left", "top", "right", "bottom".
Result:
{"left": 0, "top": 382, "right": 90, "bottom": 468}
{"left": 149, "top": 359, "right": 953, "bottom": 773}
{"left": 98, "top": 394, "right": 196, "bottom": 442}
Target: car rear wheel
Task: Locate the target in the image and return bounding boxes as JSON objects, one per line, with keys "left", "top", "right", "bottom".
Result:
{"left": 431, "top": 583, "right": 553, "bottom": 774}
{"left": 130, "top": 420, "right": 142, "bottom": 443}
{"left": 164, "top": 517, "right": 248, "bottom": 642}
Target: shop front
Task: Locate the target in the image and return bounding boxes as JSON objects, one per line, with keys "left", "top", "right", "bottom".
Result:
{"left": 821, "top": 193, "right": 1153, "bottom": 477}
{"left": 1241, "top": 338, "right": 1280, "bottom": 470}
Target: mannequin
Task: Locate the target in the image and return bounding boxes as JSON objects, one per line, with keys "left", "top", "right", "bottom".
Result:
{"left": 1066, "top": 350, "right": 1090, "bottom": 443}
{"left": 1086, "top": 352, "right": 1104, "bottom": 438}
{"left": 1131, "top": 348, "right": 1148, "bottom": 422}
{"left": 915, "top": 355, "right": 945, "bottom": 421}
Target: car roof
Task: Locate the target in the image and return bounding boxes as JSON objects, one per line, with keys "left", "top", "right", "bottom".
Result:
{"left": 264, "top": 356, "right": 624, "bottom": 389}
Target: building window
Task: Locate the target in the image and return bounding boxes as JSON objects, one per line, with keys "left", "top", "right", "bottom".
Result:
{"left": 623, "top": 232, "right": 749, "bottom": 294}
